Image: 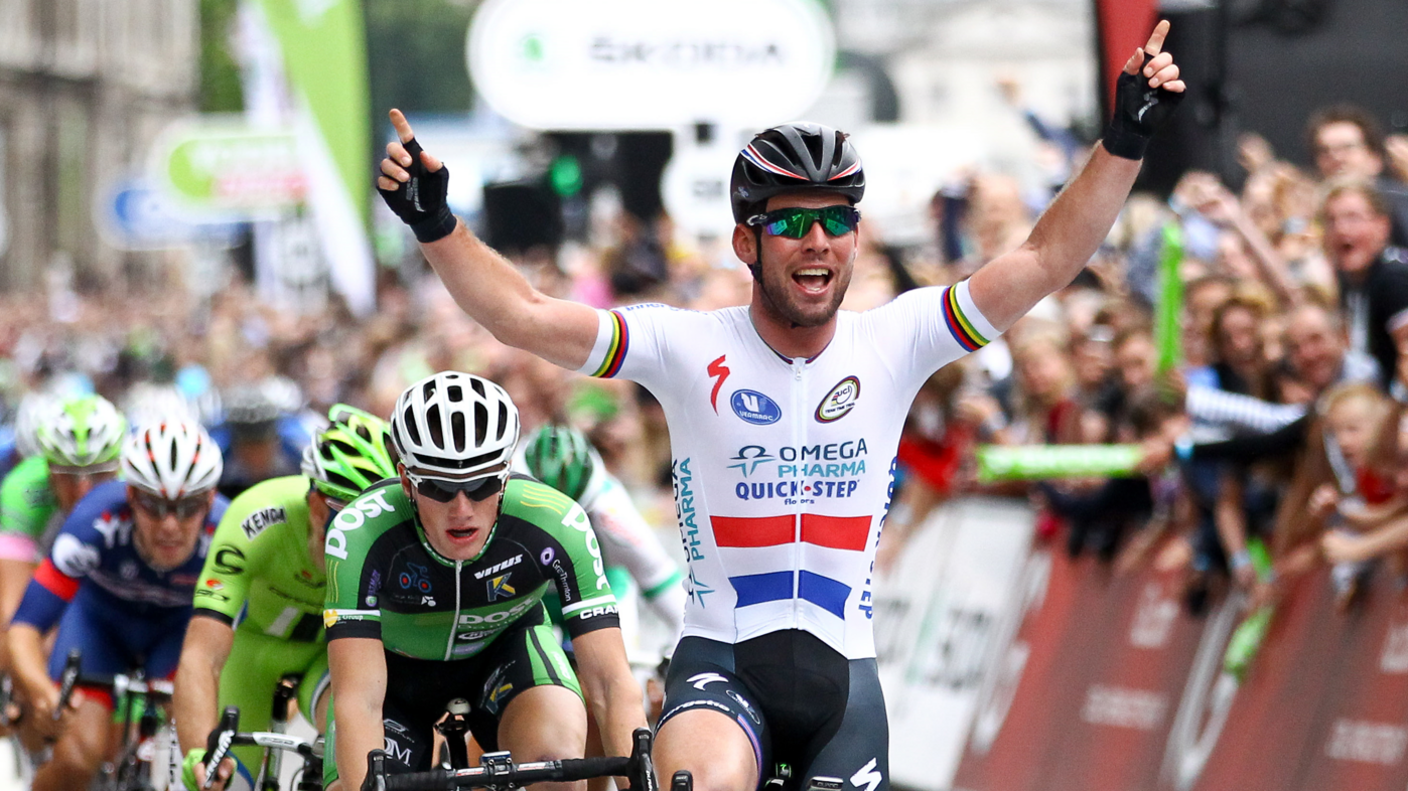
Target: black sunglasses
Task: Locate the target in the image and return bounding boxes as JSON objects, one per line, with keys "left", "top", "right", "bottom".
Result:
{"left": 745, "top": 205, "right": 861, "bottom": 239}
{"left": 132, "top": 490, "right": 209, "bottom": 520}
{"left": 407, "top": 471, "right": 507, "bottom": 503}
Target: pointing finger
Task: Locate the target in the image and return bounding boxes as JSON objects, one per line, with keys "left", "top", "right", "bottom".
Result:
{"left": 389, "top": 109, "right": 415, "bottom": 144}
{"left": 1144, "top": 19, "right": 1171, "bottom": 58}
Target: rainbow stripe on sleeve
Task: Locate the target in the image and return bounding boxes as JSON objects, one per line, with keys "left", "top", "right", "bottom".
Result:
{"left": 942, "top": 285, "right": 989, "bottom": 352}
{"left": 590, "top": 310, "right": 629, "bottom": 378}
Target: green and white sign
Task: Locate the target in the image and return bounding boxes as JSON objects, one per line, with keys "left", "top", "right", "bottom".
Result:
{"left": 156, "top": 121, "right": 304, "bottom": 214}
{"left": 976, "top": 444, "right": 1142, "bottom": 482}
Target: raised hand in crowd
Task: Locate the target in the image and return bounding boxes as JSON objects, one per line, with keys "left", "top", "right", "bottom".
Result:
{"left": 1387, "top": 133, "right": 1408, "bottom": 184}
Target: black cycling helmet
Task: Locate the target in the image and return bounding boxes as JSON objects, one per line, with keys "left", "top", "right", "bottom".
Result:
{"left": 729, "top": 122, "right": 865, "bottom": 224}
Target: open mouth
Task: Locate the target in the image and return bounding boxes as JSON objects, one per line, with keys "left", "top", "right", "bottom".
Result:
{"left": 793, "top": 267, "right": 832, "bottom": 294}
{"left": 447, "top": 527, "right": 478, "bottom": 542}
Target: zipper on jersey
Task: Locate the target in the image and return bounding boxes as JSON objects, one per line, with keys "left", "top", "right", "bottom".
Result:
{"left": 445, "top": 560, "right": 463, "bottom": 661}
{"left": 790, "top": 354, "right": 806, "bottom": 627}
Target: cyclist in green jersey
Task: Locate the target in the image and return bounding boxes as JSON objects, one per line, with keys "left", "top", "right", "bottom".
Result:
{"left": 174, "top": 405, "right": 398, "bottom": 791}
{"left": 0, "top": 395, "right": 126, "bottom": 646}
{"left": 323, "top": 372, "right": 645, "bottom": 791}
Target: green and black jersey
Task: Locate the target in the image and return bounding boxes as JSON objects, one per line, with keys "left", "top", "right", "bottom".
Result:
{"left": 323, "top": 476, "right": 619, "bottom": 661}
{"left": 194, "top": 475, "right": 326, "bottom": 641}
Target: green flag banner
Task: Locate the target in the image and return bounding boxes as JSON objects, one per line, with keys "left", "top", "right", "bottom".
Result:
{"left": 976, "top": 444, "right": 1142, "bottom": 482}
{"left": 253, "top": 0, "right": 374, "bottom": 314}
{"left": 1155, "top": 221, "right": 1184, "bottom": 374}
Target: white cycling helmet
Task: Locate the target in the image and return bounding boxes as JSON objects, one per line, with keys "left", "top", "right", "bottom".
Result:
{"left": 121, "top": 419, "right": 224, "bottom": 498}
{"left": 35, "top": 395, "right": 127, "bottom": 469}
{"left": 390, "top": 372, "right": 520, "bottom": 479}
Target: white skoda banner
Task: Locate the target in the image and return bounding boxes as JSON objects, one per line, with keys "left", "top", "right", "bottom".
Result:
{"left": 467, "top": 0, "right": 836, "bottom": 130}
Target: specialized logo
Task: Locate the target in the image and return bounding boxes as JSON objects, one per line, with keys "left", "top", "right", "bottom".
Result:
{"left": 850, "top": 759, "right": 882, "bottom": 791}
{"left": 240, "top": 506, "right": 286, "bottom": 540}
{"left": 708, "top": 355, "right": 730, "bottom": 414}
{"left": 688, "top": 672, "right": 728, "bottom": 691}
{"left": 727, "top": 445, "right": 775, "bottom": 477}
{"left": 204, "top": 579, "right": 223, "bottom": 591}
{"left": 487, "top": 573, "right": 516, "bottom": 601}
{"left": 731, "top": 390, "right": 781, "bottom": 425}
{"left": 398, "top": 562, "right": 432, "bottom": 593}
{"left": 816, "top": 376, "right": 861, "bottom": 423}
{"left": 473, "top": 554, "right": 523, "bottom": 580}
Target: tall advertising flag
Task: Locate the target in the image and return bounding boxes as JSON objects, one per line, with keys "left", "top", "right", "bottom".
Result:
{"left": 254, "top": 0, "right": 374, "bottom": 314}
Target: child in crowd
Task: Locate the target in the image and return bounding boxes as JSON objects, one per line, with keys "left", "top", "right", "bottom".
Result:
{"left": 1306, "top": 383, "right": 1405, "bottom": 606}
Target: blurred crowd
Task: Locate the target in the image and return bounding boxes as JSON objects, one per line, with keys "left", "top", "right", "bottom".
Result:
{"left": 5, "top": 99, "right": 1408, "bottom": 623}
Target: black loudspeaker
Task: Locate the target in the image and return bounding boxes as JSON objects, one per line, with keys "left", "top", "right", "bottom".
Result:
{"left": 481, "top": 180, "right": 563, "bottom": 253}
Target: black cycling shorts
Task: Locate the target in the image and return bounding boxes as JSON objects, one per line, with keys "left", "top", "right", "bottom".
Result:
{"left": 660, "top": 630, "right": 888, "bottom": 791}
{"left": 323, "top": 620, "right": 580, "bottom": 784}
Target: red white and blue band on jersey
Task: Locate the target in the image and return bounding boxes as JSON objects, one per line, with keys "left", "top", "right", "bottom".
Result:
{"left": 713, "top": 514, "right": 869, "bottom": 617}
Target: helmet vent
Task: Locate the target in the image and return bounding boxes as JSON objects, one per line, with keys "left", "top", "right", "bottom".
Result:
{"left": 473, "top": 403, "right": 489, "bottom": 446}
{"left": 447, "top": 385, "right": 463, "bottom": 402}
{"left": 451, "top": 412, "right": 466, "bottom": 453}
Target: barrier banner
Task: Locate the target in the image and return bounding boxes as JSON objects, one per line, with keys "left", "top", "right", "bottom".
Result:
{"left": 949, "top": 553, "right": 1408, "bottom": 791}
{"left": 1176, "top": 568, "right": 1408, "bottom": 791}
{"left": 953, "top": 543, "right": 1206, "bottom": 791}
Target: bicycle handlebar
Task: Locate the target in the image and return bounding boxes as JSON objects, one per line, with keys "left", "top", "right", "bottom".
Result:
{"left": 204, "top": 706, "right": 240, "bottom": 790}
{"left": 377, "top": 756, "right": 631, "bottom": 791}
{"left": 364, "top": 727, "right": 659, "bottom": 791}
{"left": 52, "top": 649, "right": 81, "bottom": 721}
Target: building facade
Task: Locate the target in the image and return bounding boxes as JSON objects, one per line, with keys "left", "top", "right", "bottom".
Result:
{"left": 0, "top": 0, "right": 199, "bottom": 291}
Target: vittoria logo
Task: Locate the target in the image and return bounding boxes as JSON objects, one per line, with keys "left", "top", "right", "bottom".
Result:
{"left": 816, "top": 376, "right": 860, "bottom": 422}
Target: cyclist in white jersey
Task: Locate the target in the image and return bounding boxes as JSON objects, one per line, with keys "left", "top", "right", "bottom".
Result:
{"left": 522, "top": 424, "right": 687, "bottom": 657}
{"left": 376, "top": 23, "right": 1183, "bottom": 791}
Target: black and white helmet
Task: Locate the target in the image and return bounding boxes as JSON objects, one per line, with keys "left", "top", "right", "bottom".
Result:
{"left": 121, "top": 419, "right": 224, "bottom": 498}
{"left": 390, "top": 372, "right": 520, "bottom": 479}
{"left": 730, "top": 122, "right": 865, "bottom": 224}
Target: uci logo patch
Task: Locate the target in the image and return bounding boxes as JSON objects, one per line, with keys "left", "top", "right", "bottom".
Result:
{"left": 816, "top": 376, "right": 860, "bottom": 423}
{"left": 731, "top": 390, "right": 781, "bottom": 425}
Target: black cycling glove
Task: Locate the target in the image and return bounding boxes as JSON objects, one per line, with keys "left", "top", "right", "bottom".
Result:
{"left": 1102, "top": 56, "right": 1185, "bottom": 161}
{"left": 378, "top": 138, "right": 458, "bottom": 243}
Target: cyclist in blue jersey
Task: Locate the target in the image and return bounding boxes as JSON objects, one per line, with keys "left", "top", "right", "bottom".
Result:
{"left": 377, "top": 23, "right": 1184, "bottom": 791}
{"left": 6, "top": 419, "right": 226, "bottom": 791}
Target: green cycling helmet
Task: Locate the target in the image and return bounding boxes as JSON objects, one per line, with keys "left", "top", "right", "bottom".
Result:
{"left": 35, "top": 394, "right": 127, "bottom": 469}
{"left": 301, "top": 404, "right": 398, "bottom": 503}
{"left": 522, "top": 424, "right": 597, "bottom": 502}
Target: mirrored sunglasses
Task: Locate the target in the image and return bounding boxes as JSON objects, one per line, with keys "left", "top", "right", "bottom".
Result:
{"left": 746, "top": 205, "right": 861, "bottom": 239}
{"left": 132, "top": 490, "right": 208, "bottom": 520}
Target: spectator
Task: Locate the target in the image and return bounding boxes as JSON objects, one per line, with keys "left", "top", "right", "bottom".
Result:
{"left": 1323, "top": 181, "right": 1408, "bottom": 390}
{"left": 1307, "top": 104, "right": 1408, "bottom": 246}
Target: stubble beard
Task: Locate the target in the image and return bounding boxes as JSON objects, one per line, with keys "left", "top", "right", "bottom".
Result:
{"left": 756, "top": 261, "right": 850, "bottom": 329}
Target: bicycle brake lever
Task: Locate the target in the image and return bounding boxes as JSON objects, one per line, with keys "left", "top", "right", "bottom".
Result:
{"left": 363, "top": 749, "right": 389, "bottom": 791}
{"left": 204, "top": 706, "right": 240, "bottom": 790}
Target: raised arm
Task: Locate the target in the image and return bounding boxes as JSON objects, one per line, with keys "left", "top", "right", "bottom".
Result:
{"left": 377, "top": 110, "right": 599, "bottom": 370}
{"left": 970, "top": 21, "right": 1185, "bottom": 331}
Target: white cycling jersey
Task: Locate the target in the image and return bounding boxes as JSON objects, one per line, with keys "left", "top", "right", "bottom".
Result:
{"left": 576, "top": 279, "right": 999, "bottom": 658}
